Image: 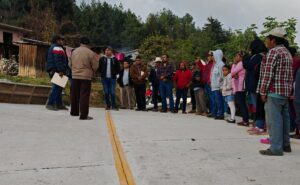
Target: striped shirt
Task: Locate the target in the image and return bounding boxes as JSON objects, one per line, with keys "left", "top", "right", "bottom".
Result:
{"left": 257, "top": 45, "right": 293, "bottom": 97}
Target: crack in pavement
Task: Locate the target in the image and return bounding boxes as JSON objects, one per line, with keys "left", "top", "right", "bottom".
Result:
{"left": 0, "top": 163, "right": 107, "bottom": 173}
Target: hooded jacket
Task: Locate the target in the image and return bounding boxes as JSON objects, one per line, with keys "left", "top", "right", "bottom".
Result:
{"left": 210, "top": 50, "right": 225, "bottom": 91}
{"left": 173, "top": 62, "right": 192, "bottom": 90}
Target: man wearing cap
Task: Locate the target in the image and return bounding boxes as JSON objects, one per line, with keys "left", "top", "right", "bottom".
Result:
{"left": 149, "top": 57, "right": 162, "bottom": 111}
{"left": 257, "top": 27, "right": 293, "bottom": 156}
{"left": 46, "top": 35, "right": 68, "bottom": 111}
{"left": 70, "top": 37, "right": 99, "bottom": 120}
{"left": 99, "top": 46, "right": 120, "bottom": 110}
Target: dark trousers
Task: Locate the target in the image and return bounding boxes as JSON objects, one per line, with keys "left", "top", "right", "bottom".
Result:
{"left": 152, "top": 85, "right": 159, "bottom": 109}
{"left": 70, "top": 79, "right": 91, "bottom": 119}
{"left": 190, "top": 87, "right": 196, "bottom": 110}
{"left": 235, "top": 91, "right": 249, "bottom": 122}
{"left": 175, "top": 88, "right": 188, "bottom": 112}
{"left": 48, "top": 84, "right": 63, "bottom": 106}
{"left": 134, "top": 84, "right": 146, "bottom": 110}
{"left": 256, "top": 93, "right": 265, "bottom": 129}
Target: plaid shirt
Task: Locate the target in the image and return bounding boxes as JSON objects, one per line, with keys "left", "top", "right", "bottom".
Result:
{"left": 157, "top": 62, "right": 174, "bottom": 81}
{"left": 257, "top": 45, "right": 293, "bottom": 97}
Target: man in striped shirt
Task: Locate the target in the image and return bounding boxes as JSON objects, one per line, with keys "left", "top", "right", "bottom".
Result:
{"left": 257, "top": 28, "right": 293, "bottom": 156}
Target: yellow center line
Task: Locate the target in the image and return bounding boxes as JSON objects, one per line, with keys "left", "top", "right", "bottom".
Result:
{"left": 105, "top": 111, "right": 136, "bottom": 185}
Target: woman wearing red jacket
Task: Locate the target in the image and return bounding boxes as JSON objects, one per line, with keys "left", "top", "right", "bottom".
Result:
{"left": 173, "top": 61, "right": 192, "bottom": 114}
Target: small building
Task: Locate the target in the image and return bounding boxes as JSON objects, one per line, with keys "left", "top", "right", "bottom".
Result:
{"left": 15, "top": 38, "right": 50, "bottom": 77}
{"left": 0, "top": 23, "right": 32, "bottom": 59}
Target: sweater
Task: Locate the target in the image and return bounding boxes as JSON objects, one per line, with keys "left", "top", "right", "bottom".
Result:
{"left": 243, "top": 54, "right": 264, "bottom": 93}
{"left": 71, "top": 46, "right": 98, "bottom": 80}
{"left": 221, "top": 74, "right": 233, "bottom": 96}
{"left": 173, "top": 69, "right": 192, "bottom": 90}
{"left": 231, "top": 61, "right": 246, "bottom": 93}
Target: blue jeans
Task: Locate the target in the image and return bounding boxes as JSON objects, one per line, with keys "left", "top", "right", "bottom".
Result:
{"left": 102, "top": 78, "right": 116, "bottom": 107}
{"left": 175, "top": 88, "right": 188, "bottom": 112}
{"left": 204, "top": 85, "right": 213, "bottom": 113}
{"left": 48, "top": 84, "right": 63, "bottom": 106}
{"left": 159, "top": 81, "right": 174, "bottom": 111}
{"left": 211, "top": 90, "right": 224, "bottom": 117}
{"left": 265, "top": 96, "right": 290, "bottom": 154}
{"left": 249, "top": 92, "right": 257, "bottom": 108}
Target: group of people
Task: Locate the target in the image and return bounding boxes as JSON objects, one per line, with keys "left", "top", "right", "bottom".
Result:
{"left": 45, "top": 27, "right": 300, "bottom": 156}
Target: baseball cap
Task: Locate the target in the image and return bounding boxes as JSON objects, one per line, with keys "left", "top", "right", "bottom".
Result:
{"left": 264, "top": 27, "right": 287, "bottom": 38}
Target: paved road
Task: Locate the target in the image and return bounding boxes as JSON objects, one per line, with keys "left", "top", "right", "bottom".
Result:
{"left": 1, "top": 103, "right": 300, "bottom": 185}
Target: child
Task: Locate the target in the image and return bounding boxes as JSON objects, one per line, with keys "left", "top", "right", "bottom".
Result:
{"left": 221, "top": 65, "right": 236, "bottom": 123}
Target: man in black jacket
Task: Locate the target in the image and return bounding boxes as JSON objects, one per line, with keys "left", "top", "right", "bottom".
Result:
{"left": 117, "top": 60, "right": 135, "bottom": 109}
{"left": 149, "top": 57, "right": 161, "bottom": 111}
{"left": 99, "top": 46, "right": 120, "bottom": 110}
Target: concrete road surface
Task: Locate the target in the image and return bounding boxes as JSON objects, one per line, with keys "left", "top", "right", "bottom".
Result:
{"left": 1, "top": 103, "right": 300, "bottom": 185}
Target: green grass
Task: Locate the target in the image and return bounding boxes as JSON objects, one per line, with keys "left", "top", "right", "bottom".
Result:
{"left": 0, "top": 74, "right": 52, "bottom": 86}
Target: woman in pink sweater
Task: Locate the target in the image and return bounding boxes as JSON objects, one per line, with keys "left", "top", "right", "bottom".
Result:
{"left": 231, "top": 51, "right": 249, "bottom": 126}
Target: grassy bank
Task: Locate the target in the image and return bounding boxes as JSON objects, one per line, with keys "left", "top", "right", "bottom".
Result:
{"left": 0, "top": 74, "right": 108, "bottom": 107}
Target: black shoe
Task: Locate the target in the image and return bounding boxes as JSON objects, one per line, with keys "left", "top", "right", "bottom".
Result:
{"left": 215, "top": 116, "right": 224, "bottom": 120}
{"left": 70, "top": 113, "right": 79, "bottom": 116}
{"left": 120, "top": 107, "right": 127, "bottom": 109}
{"left": 56, "top": 105, "right": 68, "bottom": 110}
{"left": 142, "top": 109, "right": 148, "bottom": 112}
{"left": 105, "top": 106, "right": 111, "bottom": 110}
{"left": 283, "top": 145, "right": 292, "bottom": 153}
{"left": 188, "top": 110, "right": 196, "bottom": 114}
{"left": 160, "top": 109, "right": 167, "bottom": 113}
{"left": 207, "top": 113, "right": 214, "bottom": 118}
{"left": 259, "top": 149, "right": 283, "bottom": 156}
{"left": 46, "top": 105, "right": 58, "bottom": 111}
{"left": 79, "top": 116, "right": 93, "bottom": 120}
{"left": 182, "top": 111, "right": 187, "bottom": 114}
{"left": 173, "top": 110, "right": 178, "bottom": 113}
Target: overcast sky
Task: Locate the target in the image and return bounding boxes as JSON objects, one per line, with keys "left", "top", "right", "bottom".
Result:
{"left": 76, "top": 0, "right": 300, "bottom": 44}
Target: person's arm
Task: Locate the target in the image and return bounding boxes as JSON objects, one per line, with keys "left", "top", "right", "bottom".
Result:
{"left": 259, "top": 50, "right": 277, "bottom": 98}
{"left": 91, "top": 52, "right": 99, "bottom": 73}
{"left": 186, "top": 70, "right": 193, "bottom": 88}
{"left": 231, "top": 62, "right": 244, "bottom": 76}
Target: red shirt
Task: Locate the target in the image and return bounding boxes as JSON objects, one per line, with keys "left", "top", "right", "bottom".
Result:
{"left": 195, "top": 60, "right": 205, "bottom": 72}
{"left": 173, "top": 69, "right": 192, "bottom": 89}
{"left": 293, "top": 56, "right": 300, "bottom": 80}
{"left": 203, "top": 60, "right": 214, "bottom": 84}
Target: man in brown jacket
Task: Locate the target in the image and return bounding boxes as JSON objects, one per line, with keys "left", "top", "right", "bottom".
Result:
{"left": 130, "top": 56, "right": 148, "bottom": 111}
{"left": 70, "top": 37, "right": 98, "bottom": 120}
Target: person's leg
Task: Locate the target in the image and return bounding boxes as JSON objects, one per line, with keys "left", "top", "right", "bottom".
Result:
{"left": 215, "top": 91, "right": 224, "bottom": 117}
{"left": 236, "top": 92, "right": 249, "bottom": 122}
{"left": 102, "top": 78, "right": 111, "bottom": 108}
{"left": 70, "top": 79, "right": 80, "bottom": 116}
{"left": 120, "top": 87, "right": 125, "bottom": 108}
{"left": 228, "top": 100, "right": 236, "bottom": 120}
{"left": 47, "top": 84, "right": 59, "bottom": 106}
{"left": 121, "top": 87, "right": 128, "bottom": 108}
{"left": 211, "top": 91, "right": 217, "bottom": 117}
{"left": 109, "top": 79, "right": 116, "bottom": 108}
{"left": 289, "top": 100, "right": 296, "bottom": 132}
{"left": 282, "top": 99, "right": 291, "bottom": 148}
{"left": 79, "top": 80, "right": 91, "bottom": 119}
{"left": 129, "top": 87, "right": 135, "bottom": 109}
{"left": 167, "top": 82, "right": 174, "bottom": 110}
{"left": 194, "top": 90, "right": 201, "bottom": 113}
{"left": 159, "top": 82, "right": 167, "bottom": 111}
{"left": 190, "top": 87, "right": 196, "bottom": 111}
{"left": 152, "top": 85, "right": 159, "bottom": 109}
{"left": 134, "top": 85, "right": 141, "bottom": 110}
{"left": 265, "top": 96, "right": 284, "bottom": 154}
{"left": 175, "top": 88, "right": 182, "bottom": 111}
{"left": 256, "top": 94, "right": 265, "bottom": 129}
{"left": 198, "top": 88, "right": 207, "bottom": 113}
{"left": 140, "top": 84, "right": 147, "bottom": 110}
{"left": 205, "top": 85, "right": 213, "bottom": 113}
{"left": 182, "top": 88, "right": 188, "bottom": 113}
{"left": 124, "top": 86, "right": 131, "bottom": 109}
{"left": 56, "top": 86, "right": 63, "bottom": 106}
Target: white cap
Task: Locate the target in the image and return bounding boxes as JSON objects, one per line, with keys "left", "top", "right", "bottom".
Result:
{"left": 154, "top": 57, "right": 162, "bottom": 62}
{"left": 264, "top": 27, "right": 287, "bottom": 38}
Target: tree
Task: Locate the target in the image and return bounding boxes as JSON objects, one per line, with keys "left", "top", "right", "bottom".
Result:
{"left": 261, "top": 16, "right": 297, "bottom": 46}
